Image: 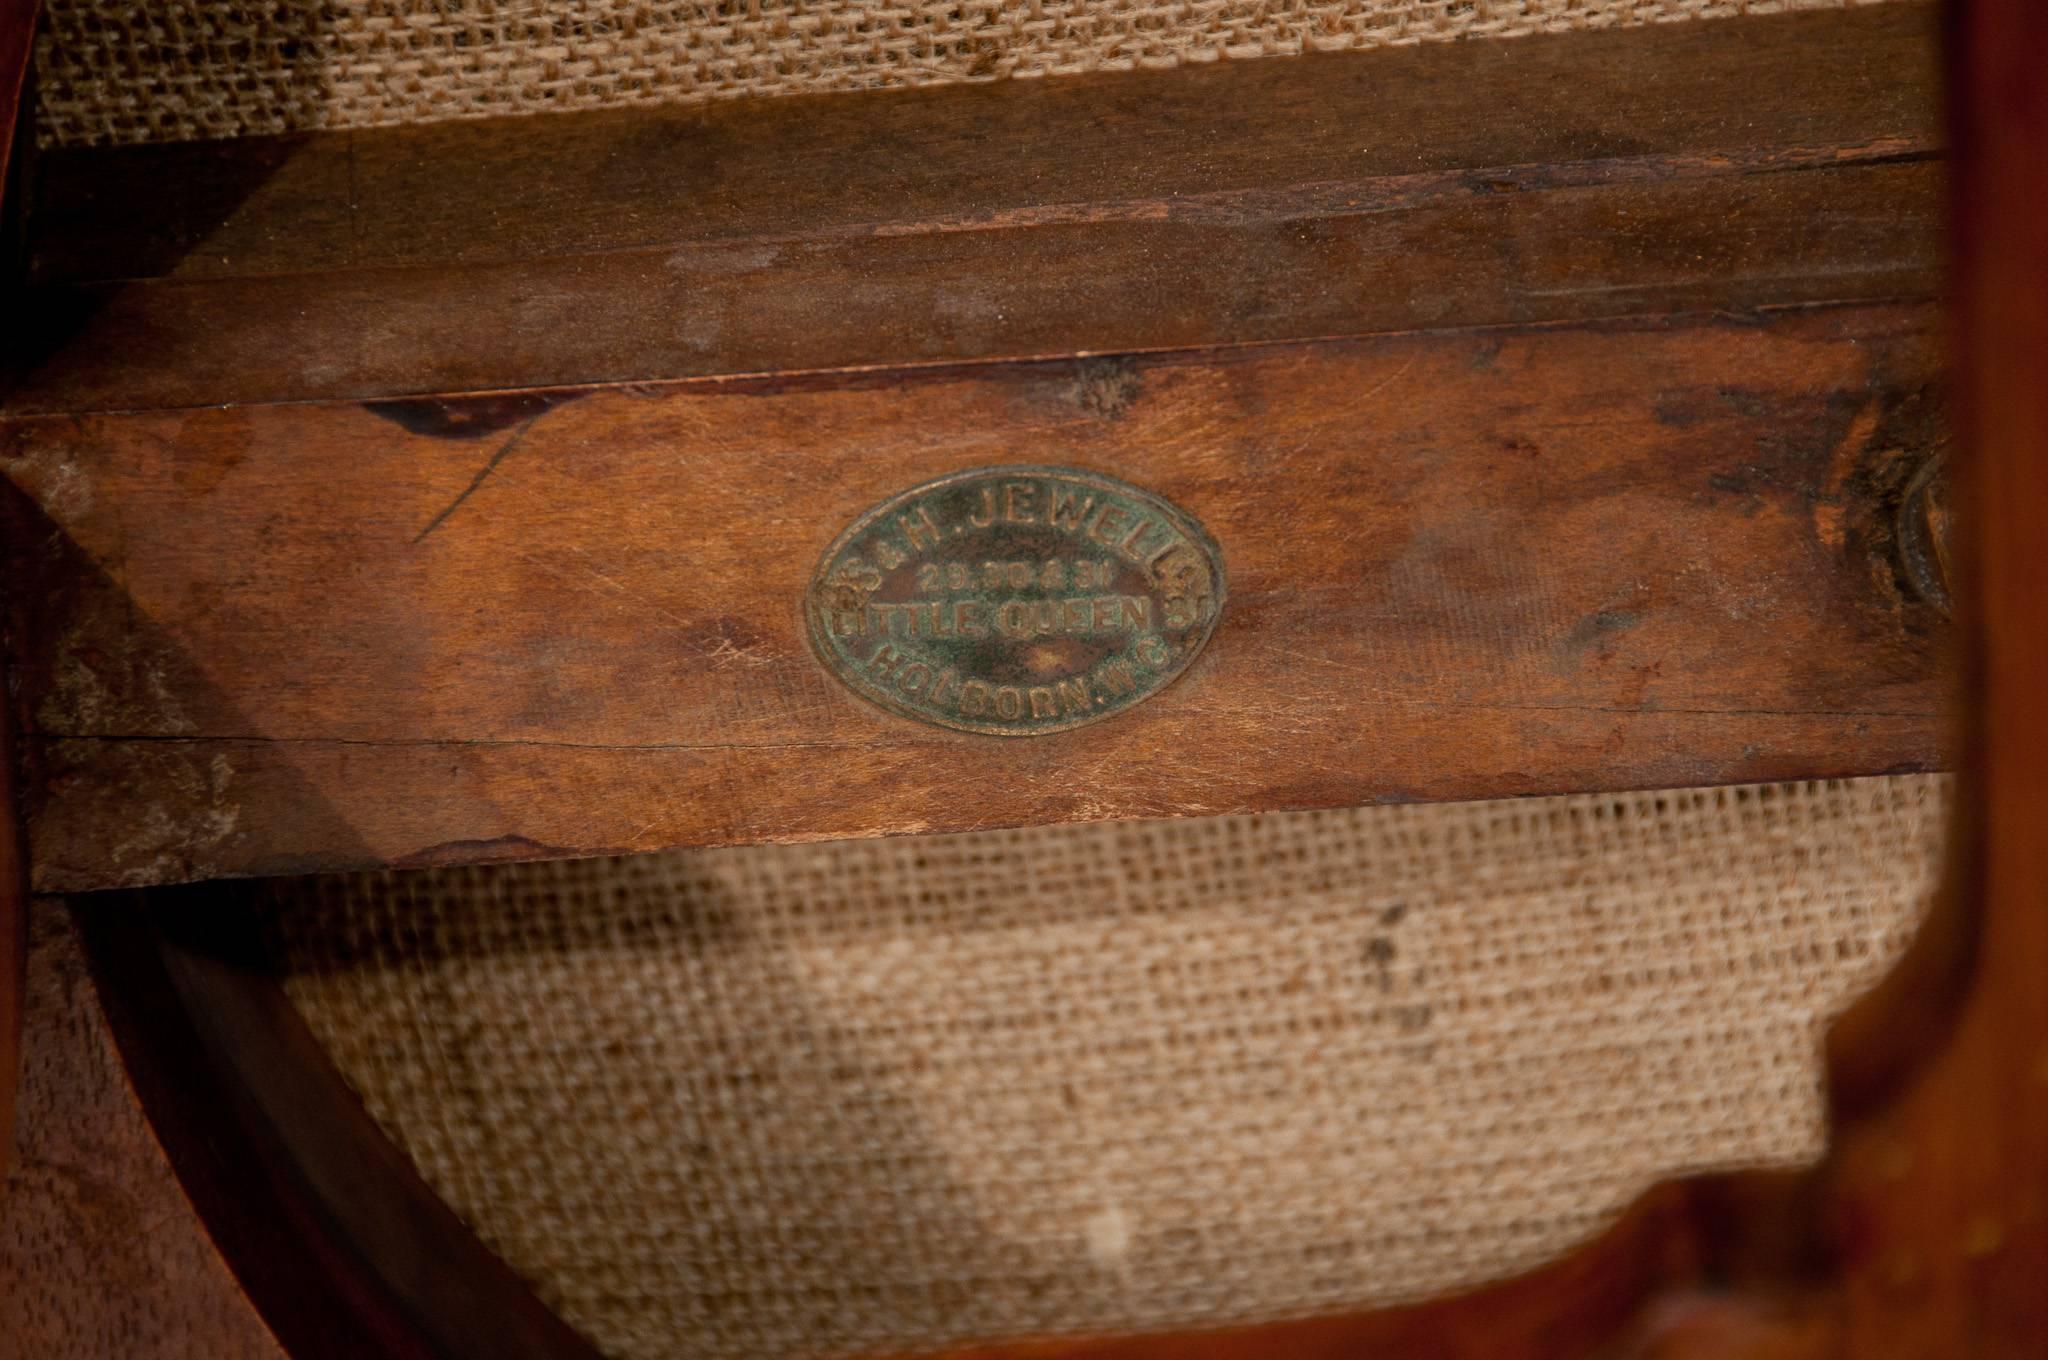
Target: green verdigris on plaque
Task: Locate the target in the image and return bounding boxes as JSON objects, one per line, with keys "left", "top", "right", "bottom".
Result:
{"left": 805, "top": 465, "right": 1225, "bottom": 735}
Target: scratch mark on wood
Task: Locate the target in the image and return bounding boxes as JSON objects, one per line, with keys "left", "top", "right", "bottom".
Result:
{"left": 1354, "top": 354, "right": 1421, "bottom": 405}
{"left": 413, "top": 415, "right": 541, "bottom": 544}
{"left": 529, "top": 548, "right": 703, "bottom": 637}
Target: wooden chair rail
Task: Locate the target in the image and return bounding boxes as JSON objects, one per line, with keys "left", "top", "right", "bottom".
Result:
{"left": 6, "top": 5, "right": 1938, "bottom": 414}
{"left": 2, "top": 6, "right": 1953, "bottom": 892}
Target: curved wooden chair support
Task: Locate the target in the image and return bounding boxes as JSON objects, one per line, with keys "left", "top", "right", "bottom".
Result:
{"left": 74, "top": 887, "right": 604, "bottom": 1360}
{"left": 1, "top": 0, "right": 44, "bottom": 1187}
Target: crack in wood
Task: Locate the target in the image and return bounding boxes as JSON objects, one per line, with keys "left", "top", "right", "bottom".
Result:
{"left": 410, "top": 415, "right": 542, "bottom": 544}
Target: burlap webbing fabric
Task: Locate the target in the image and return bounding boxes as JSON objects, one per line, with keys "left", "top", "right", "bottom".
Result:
{"left": 37, "top": 0, "right": 1896, "bottom": 146}
{"left": 268, "top": 776, "right": 1945, "bottom": 1360}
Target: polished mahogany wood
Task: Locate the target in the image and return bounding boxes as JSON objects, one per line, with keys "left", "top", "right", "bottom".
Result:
{"left": 0, "top": 0, "right": 31, "bottom": 195}
{"left": 0, "top": 0, "right": 41, "bottom": 1182}
{"left": 68, "top": 887, "right": 603, "bottom": 1360}
{"left": 0, "top": 906, "right": 289, "bottom": 1359}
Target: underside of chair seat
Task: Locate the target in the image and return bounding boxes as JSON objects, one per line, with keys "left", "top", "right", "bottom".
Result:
{"left": 266, "top": 776, "right": 1943, "bottom": 1359}
{"left": 0, "top": 3, "right": 1964, "bottom": 1358}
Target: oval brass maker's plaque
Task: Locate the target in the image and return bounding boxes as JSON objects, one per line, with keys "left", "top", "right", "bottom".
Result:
{"left": 807, "top": 465, "right": 1225, "bottom": 735}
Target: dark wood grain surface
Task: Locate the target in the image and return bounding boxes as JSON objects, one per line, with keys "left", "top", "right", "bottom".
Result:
{"left": 24, "top": 4, "right": 1936, "bottom": 286}
{"left": 0, "top": 0, "right": 41, "bottom": 1185}
{"left": 3, "top": 159, "right": 1943, "bottom": 416}
{"left": 2, "top": 5, "right": 1939, "bottom": 413}
{"left": 6, "top": 304, "right": 1952, "bottom": 891}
